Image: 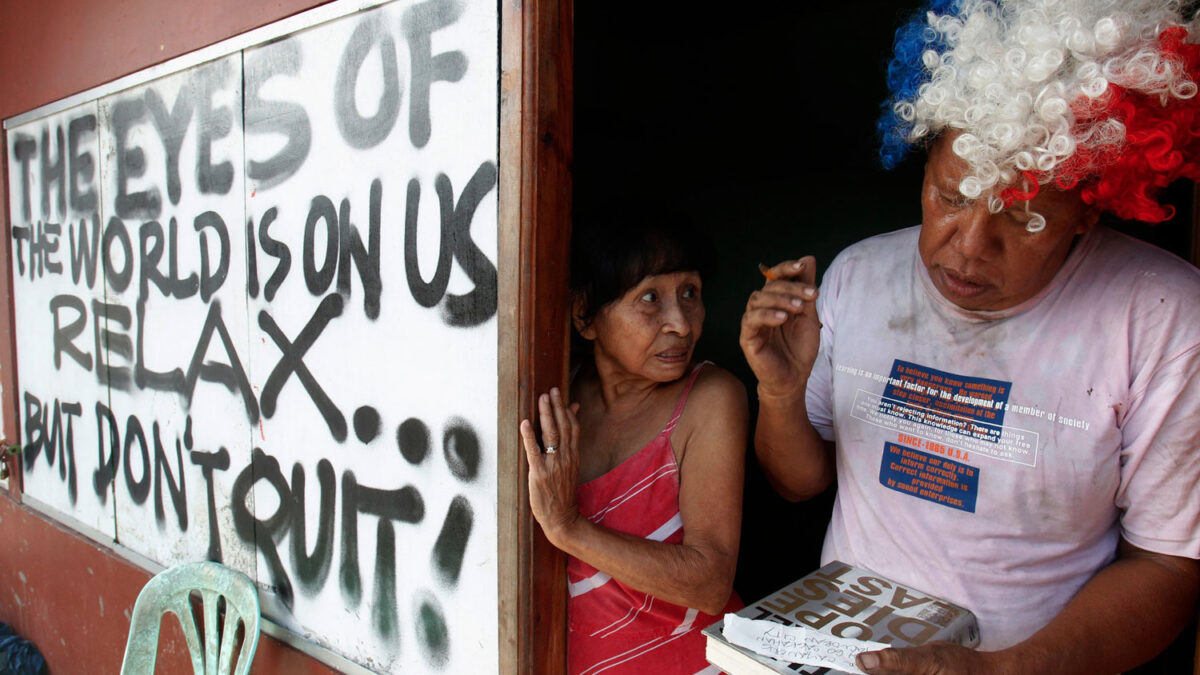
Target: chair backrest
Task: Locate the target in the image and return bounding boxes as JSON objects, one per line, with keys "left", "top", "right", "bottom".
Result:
{"left": 120, "top": 561, "right": 261, "bottom": 675}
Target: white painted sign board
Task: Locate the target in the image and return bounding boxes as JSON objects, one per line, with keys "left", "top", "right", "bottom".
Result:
{"left": 5, "top": 1, "right": 499, "bottom": 671}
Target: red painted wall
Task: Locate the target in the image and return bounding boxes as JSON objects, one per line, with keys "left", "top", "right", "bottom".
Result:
{"left": 0, "top": 0, "right": 342, "bottom": 672}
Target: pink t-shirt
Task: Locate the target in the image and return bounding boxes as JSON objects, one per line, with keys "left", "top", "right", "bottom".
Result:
{"left": 806, "top": 225, "right": 1200, "bottom": 650}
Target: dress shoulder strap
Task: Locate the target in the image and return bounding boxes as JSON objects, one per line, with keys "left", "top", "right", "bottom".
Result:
{"left": 662, "top": 361, "right": 710, "bottom": 434}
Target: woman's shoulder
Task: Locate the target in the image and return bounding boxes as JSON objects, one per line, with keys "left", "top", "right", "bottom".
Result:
{"left": 682, "top": 362, "right": 749, "bottom": 424}
{"left": 691, "top": 361, "right": 745, "bottom": 391}
{"left": 669, "top": 363, "right": 748, "bottom": 466}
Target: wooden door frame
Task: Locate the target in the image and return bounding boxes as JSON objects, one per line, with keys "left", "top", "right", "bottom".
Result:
{"left": 498, "top": 0, "right": 573, "bottom": 671}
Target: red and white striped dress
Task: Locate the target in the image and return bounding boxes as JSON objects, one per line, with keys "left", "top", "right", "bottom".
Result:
{"left": 567, "top": 362, "right": 741, "bottom": 675}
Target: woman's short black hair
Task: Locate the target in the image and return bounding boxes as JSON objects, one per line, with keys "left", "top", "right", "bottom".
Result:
{"left": 571, "top": 204, "right": 716, "bottom": 327}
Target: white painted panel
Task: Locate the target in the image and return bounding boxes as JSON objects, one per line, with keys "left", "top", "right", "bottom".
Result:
{"left": 7, "top": 102, "right": 117, "bottom": 539}
{"left": 241, "top": 1, "right": 498, "bottom": 670}
{"left": 6, "top": 0, "right": 499, "bottom": 672}
{"left": 95, "top": 52, "right": 259, "bottom": 579}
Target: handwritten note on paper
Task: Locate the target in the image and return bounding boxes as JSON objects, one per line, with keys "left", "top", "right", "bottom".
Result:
{"left": 722, "top": 614, "right": 888, "bottom": 675}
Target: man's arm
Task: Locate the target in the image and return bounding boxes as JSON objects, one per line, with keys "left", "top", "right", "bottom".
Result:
{"left": 857, "top": 540, "right": 1200, "bottom": 675}
{"left": 755, "top": 389, "right": 836, "bottom": 501}
{"left": 740, "top": 256, "right": 836, "bottom": 501}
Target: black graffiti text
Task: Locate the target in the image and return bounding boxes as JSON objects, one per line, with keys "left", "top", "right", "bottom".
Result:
{"left": 248, "top": 166, "right": 497, "bottom": 328}
{"left": 228, "top": 441, "right": 472, "bottom": 664}
{"left": 49, "top": 293, "right": 258, "bottom": 422}
{"left": 8, "top": 112, "right": 98, "bottom": 225}
{"left": 10, "top": 221, "right": 64, "bottom": 281}
{"left": 21, "top": 393, "right": 83, "bottom": 504}
{"left": 91, "top": 403, "right": 191, "bottom": 531}
{"left": 333, "top": 0, "right": 467, "bottom": 152}
{"left": 245, "top": 39, "right": 311, "bottom": 190}
{"left": 113, "top": 59, "right": 236, "bottom": 220}
{"left": 248, "top": 183, "right": 381, "bottom": 321}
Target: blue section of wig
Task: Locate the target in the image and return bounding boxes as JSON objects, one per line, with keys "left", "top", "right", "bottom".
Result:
{"left": 878, "top": 0, "right": 961, "bottom": 168}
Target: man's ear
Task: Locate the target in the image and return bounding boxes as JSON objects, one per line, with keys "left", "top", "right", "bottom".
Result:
{"left": 572, "top": 294, "right": 596, "bottom": 340}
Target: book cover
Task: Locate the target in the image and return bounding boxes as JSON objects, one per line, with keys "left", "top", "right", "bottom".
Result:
{"left": 703, "top": 560, "right": 980, "bottom": 675}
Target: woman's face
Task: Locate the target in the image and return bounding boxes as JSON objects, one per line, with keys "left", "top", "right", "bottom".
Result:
{"left": 580, "top": 270, "right": 705, "bottom": 382}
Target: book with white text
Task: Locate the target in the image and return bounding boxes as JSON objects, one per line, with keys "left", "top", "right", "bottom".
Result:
{"left": 703, "top": 560, "right": 979, "bottom": 675}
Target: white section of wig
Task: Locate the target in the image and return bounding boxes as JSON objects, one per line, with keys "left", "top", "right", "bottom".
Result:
{"left": 901, "top": 0, "right": 1197, "bottom": 215}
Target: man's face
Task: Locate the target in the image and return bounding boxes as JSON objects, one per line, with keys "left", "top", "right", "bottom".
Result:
{"left": 918, "top": 134, "right": 1100, "bottom": 311}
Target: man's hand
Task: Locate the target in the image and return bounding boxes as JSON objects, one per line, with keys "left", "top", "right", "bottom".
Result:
{"left": 739, "top": 256, "right": 821, "bottom": 400}
{"left": 741, "top": 256, "right": 836, "bottom": 501}
{"left": 856, "top": 642, "right": 1009, "bottom": 675}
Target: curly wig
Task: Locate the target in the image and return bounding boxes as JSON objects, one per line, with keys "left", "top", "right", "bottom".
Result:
{"left": 880, "top": 0, "right": 1200, "bottom": 225}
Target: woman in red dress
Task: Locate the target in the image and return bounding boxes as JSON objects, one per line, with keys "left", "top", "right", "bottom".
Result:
{"left": 520, "top": 213, "right": 747, "bottom": 674}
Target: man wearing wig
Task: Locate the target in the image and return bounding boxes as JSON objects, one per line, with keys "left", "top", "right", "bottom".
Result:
{"left": 741, "top": 0, "right": 1200, "bottom": 672}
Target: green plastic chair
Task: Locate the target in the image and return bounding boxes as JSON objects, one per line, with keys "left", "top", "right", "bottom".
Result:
{"left": 120, "top": 561, "right": 261, "bottom": 675}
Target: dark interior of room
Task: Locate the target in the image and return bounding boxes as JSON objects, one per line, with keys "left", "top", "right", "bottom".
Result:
{"left": 575, "top": 0, "right": 927, "bottom": 600}
{"left": 574, "top": 4, "right": 1198, "bottom": 671}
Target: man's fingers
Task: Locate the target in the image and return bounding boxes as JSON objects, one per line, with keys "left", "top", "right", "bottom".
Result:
{"left": 740, "top": 301, "right": 822, "bottom": 342}
{"left": 856, "top": 643, "right": 968, "bottom": 675}
{"left": 857, "top": 647, "right": 905, "bottom": 674}
{"left": 761, "top": 256, "right": 816, "bottom": 285}
{"left": 746, "top": 286, "right": 818, "bottom": 316}
{"left": 754, "top": 281, "right": 817, "bottom": 300}
{"left": 734, "top": 307, "right": 792, "bottom": 338}
{"left": 762, "top": 258, "right": 805, "bottom": 282}
{"left": 797, "top": 255, "right": 817, "bottom": 285}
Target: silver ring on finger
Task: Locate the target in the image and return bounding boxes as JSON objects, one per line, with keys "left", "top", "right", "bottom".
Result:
{"left": 544, "top": 444, "right": 558, "bottom": 455}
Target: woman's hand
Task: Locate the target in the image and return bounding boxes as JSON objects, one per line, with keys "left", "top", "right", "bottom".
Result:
{"left": 739, "top": 257, "right": 822, "bottom": 399}
{"left": 519, "top": 387, "right": 583, "bottom": 546}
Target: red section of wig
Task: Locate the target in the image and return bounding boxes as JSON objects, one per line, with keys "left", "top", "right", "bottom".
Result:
{"left": 1000, "top": 172, "right": 1041, "bottom": 207}
{"left": 1062, "top": 27, "right": 1200, "bottom": 222}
